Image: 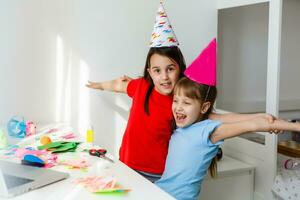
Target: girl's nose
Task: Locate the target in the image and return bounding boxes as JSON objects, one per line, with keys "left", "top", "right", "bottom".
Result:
{"left": 161, "top": 71, "right": 169, "bottom": 80}
{"left": 176, "top": 104, "right": 183, "bottom": 111}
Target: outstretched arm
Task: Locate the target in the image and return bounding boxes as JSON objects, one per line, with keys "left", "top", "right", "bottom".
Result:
{"left": 210, "top": 117, "right": 300, "bottom": 144}
{"left": 86, "top": 75, "right": 132, "bottom": 93}
{"left": 209, "top": 112, "right": 276, "bottom": 123}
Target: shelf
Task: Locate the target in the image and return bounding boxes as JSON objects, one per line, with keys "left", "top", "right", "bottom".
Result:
{"left": 217, "top": 155, "right": 254, "bottom": 175}
{"left": 278, "top": 140, "right": 300, "bottom": 158}
{"left": 217, "top": 0, "right": 269, "bottom": 10}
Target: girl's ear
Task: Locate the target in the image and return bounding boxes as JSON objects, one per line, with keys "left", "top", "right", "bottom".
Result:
{"left": 201, "top": 102, "right": 211, "bottom": 114}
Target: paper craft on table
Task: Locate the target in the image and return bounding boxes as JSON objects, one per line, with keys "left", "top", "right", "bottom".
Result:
{"left": 74, "top": 176, "right": 130, "bottom": 193}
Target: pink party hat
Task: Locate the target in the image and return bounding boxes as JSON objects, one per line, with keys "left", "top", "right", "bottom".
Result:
{"left": 184, "top": 38, "right": 217, "bottom": 86}
{"left": 149, "top": 1, "right": 179, "bottom": 47}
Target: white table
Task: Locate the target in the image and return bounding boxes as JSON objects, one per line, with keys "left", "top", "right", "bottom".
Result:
{"left": 1, "top": 158, "right": 174, "bottom": 200}
{"left": 0, "top": 124, "right": 174, "bottom": 200}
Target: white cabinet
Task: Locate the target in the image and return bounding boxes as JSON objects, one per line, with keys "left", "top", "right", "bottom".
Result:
{"left": 216, "top": 0, "right": 300, "bottom": 199}
{"left": 201, "top": 156, "right": 254, "bottom": 200}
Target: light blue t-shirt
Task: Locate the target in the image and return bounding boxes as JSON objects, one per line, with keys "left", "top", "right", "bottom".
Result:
{"left": 155, "top": 119, "right": 222, "bottom": 200}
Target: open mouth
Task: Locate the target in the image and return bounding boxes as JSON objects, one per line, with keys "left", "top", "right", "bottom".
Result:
{"left": 160, "top": 82, "right": 172, "bottom": 89}
{"left": 175, "top": 113, "right": 186, "bottom": 122}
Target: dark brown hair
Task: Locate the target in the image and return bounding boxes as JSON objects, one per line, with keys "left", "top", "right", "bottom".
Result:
{"left": 143, "top": 46, "right": 186, "bottom": 115}
{"left": 174, "top": 77, "right": 218, "bottom": 177}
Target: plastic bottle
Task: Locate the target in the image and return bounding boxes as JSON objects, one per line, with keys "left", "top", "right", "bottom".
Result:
{"left": 86, "top": 125, "right": 94, "bottom": 145}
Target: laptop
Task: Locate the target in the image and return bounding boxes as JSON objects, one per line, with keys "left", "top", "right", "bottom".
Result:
{"left": 0, "top": 160, "right": 69, "bottom": 198}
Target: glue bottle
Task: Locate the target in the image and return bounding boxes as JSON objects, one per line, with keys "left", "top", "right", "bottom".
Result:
{"left": 86, "top": 125, "right": 94, "bottom": 146}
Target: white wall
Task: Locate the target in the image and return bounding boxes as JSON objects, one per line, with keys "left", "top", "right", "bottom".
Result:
{"left": 167, "top": 1, "right": 218, "bottom": 64}
{"left": 0, "top": 0, "right": 217, "bottom": 156}
{"left": 0, "top": 0, "right": 62, "bottom": 125}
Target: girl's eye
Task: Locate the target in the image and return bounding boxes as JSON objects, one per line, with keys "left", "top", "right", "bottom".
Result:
{"left": 184, "top": 101, "right": 191, "bottom": 105}
{"left": 167, "top": 67, "right": 175, "bottom": 72}
{"left": 153, "top": 69, "right": 160, "bottom": 73}
{"left": 173, "top": 99, "right": 178, "bottom": 103}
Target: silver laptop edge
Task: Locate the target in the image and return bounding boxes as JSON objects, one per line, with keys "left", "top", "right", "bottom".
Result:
{"left": 0, "top": 160, "right": 69, "bottom": 198}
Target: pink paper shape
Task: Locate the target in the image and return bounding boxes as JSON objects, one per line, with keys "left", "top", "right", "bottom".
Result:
{"left": 15, "top": 148, "right": 47, "bottom": 158}
{"left": 61, "top": 133, "right": 76, "bottom": 139}
{"left": 59, "top": 158, "right": 89, "bottom": 169}
{"left": 184, "top": 38, "right": 217, "bottom": 86}
{"left": 74, "top": 176, "right": 121, "bottom": 193}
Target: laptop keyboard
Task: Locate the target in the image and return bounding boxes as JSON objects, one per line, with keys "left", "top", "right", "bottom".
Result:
{"left": 3, "top": 174, "right": 34, "bottom": 189}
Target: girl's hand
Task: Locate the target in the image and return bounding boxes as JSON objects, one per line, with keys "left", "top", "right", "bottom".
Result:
{"left": 252, "top": 116, "right": 282, "bottom": 134}
{"left": 86, "top": 81, "right": 104, "bottom": 90}
{"left": 252, "top": 117, "right": 300, "bottom": 134}
{"left": 258, "top": 113, "right": 283, "bottom": 134}
{"left": 258, "top": 113, "right": 277, "bottom": 123}
{"left": 86, "top": 75, "right": 132, "bottom": 93}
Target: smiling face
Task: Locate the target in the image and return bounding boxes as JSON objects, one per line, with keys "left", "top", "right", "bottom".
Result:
{"left": 172, "top": 93, "right": 203, "bottom": 128}
{"left": 172, "top": 77, "right": 216, "bottom": 128}
{"left": 147, "top": 54, "right": 180, "bottom": 95}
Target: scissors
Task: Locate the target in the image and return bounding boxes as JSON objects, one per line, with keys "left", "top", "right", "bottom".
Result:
{"left": 89, "top": 148, "right": 114, "bottom": 163}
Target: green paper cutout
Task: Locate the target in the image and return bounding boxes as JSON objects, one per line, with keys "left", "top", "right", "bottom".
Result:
{"left": 38, "top": 141, "right": 79, "bottom": 153}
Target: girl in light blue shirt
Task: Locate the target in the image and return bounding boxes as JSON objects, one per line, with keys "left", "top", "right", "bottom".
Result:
{"left": 155, "top": 77, "right": 300, "bottom": 200}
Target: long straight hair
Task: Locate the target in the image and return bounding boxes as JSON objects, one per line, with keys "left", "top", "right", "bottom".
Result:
{"left": 174, "top": 77, "right": 218, "bottom": 177}
{"left": 143, "top": 46, "right": 186, "bottom": 115}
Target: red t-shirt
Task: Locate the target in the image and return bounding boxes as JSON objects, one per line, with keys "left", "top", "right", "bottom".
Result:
{"left": 119, "top": 78, "right": 173, "bottom": 174}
